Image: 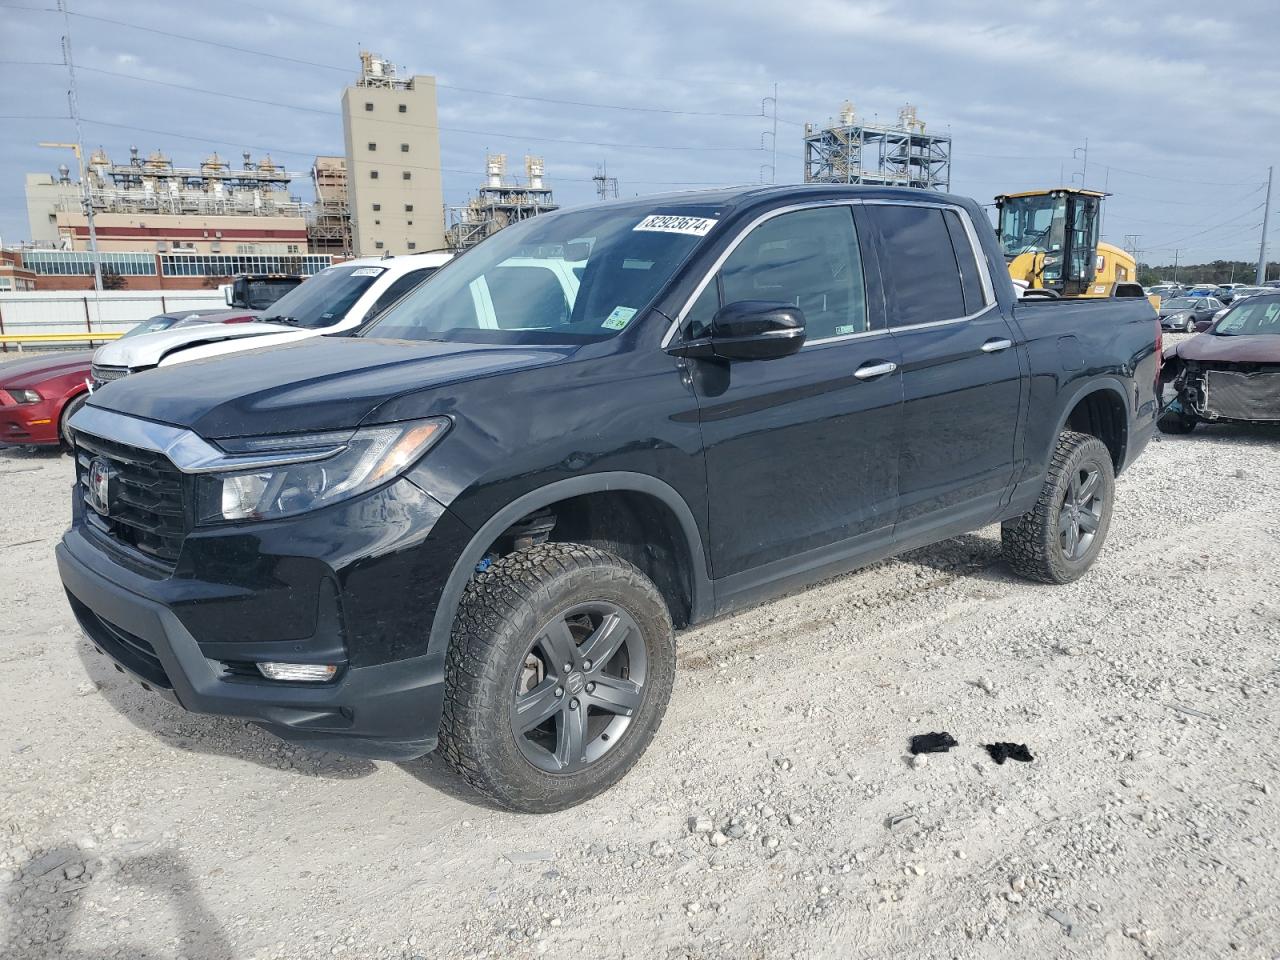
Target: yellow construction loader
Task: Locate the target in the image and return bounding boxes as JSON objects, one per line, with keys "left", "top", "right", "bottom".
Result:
{"left": 994, "top": 188, "right": 1144, "bottom": 301}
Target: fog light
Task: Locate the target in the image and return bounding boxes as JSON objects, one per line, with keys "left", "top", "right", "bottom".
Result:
{"left": 256, "top": 662, "right": 338, "bottom": 682}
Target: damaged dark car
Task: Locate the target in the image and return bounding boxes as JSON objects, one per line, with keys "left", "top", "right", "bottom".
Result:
{"left": 1159, "top": 293, "right": 1280, "bottom": 433}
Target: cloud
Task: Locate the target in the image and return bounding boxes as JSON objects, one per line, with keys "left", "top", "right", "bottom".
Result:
{"left": 0, "top": 0, "right": 1275, "bottom": 264}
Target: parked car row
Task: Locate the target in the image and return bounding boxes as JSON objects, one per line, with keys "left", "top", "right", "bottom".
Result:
{"left": 0, "top": 307, "right": 257, "bottom": 448}
{"left": 0, "top": 256, "right": 450, "bottom": 448}
{"left": 1146, "top": 281, "right": 1274, "bottom": 305}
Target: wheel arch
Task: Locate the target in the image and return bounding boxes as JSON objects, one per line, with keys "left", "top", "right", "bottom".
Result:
{"left": 428, "top": 473, "right": 712, "bottom": 659}
{"left": 1052, "top": 378, "right": 1131, "bottom": 473}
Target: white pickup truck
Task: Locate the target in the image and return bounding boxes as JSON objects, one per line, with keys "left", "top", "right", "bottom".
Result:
{"left": 91, "top": 254, "right": 450, "bottom": 385}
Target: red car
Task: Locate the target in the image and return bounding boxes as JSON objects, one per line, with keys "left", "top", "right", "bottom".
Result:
{"left": 0, "top": 350, "right": 93, "bottom": 448}
{"left": 0, "top": 308, "right": 256, "bottom": 449}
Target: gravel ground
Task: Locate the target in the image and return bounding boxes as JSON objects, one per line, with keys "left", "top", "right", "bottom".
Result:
{"left": 3, "top": 372, "right": 1279, "bottom": 959}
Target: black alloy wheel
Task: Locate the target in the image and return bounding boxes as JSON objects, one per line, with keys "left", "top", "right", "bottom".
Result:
{"left": 511, "top": 601, "right": 647, "bottom": 773}
{"left": 1059, "top": 464, "right": 1104, "bottom": 562}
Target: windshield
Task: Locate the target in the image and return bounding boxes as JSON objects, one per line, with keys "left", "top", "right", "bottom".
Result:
{"left": 243, "top": 279, "right": 299, "bottom": 310}
{"left": 121, "top": 315, "right": 179, "bottom": 339}
{"left": 1162, "top": 298, "right": 1196, "bottom": 310}
{"left": 998, "top": 194, "right": 1065, "bottom": 259}
{"left": 260, "top": 265, "right": 385, "bottom": 329}
{"left": 1213, "top": 296, "right": 1280, "bottom": 336}
{"left": 363, "top": 206, "right": 718, "bottom": 345}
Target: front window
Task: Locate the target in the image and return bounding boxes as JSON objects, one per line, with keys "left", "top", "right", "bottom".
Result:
{"left": 1162, "top": 298, "right": 1196, "bottom": 311}
{"left": 998, "top": 194, "right": 1064, "bottom": 261}
{"left": 259, "top": 265, "right": 387, "bottom": 329}
{"left": 1213, "top": 297, "right": 1280, "bottom": 336}
{"left": 364, "top": 205, "right": 720, "bottom": 345}
{"left": 120, "top": 315, "right": 178, "bottom": 339}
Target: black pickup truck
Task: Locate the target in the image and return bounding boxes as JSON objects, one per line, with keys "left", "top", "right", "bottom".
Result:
{"left": 57, "top": 185, "right": 1161, "bottom": 811}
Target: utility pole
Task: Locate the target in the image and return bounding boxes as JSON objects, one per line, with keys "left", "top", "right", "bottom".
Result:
{"left": 1173, "top": 248, "right": 1180, "bottom": 284}
{"left": 761, "top": 84, "right": 778, "bottom": 184}
{"left": 1258, "top": 165, "right": 1273, "bottom": 285}
{"left": 57, "top": 0, "right": 102, "bottom": 294}
{"left": 1073, "top": 138, "right": 1089, "bottom": 187}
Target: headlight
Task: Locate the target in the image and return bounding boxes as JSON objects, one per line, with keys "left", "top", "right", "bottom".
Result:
{"left": 195, "top": 417, "right": 449, "bottom": 524}
{"left": 7, "top": 388, "right": 42, "bottom": 404}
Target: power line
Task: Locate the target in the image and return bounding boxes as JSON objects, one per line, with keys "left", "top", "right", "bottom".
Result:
{"left": 61, "top": 12, "right": 766, "bottom": 122}
{"left": 69, "top": 65, "right": 769, "bottom": 154}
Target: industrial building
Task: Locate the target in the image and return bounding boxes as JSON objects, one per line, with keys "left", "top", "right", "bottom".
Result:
{"left": 309, "top": 156, "right": 353, "bottom": 258}
{"left": 341, "top": 51, "right": 446, "bottom": 256}
{"left": 804, "top": 102, "right": 951, "bottom": 191}
{"left": 26, "top": 147, "right": 310, "bottom": 255}
{"left": 445, "top": 154, "right": 558, "bottom": 252}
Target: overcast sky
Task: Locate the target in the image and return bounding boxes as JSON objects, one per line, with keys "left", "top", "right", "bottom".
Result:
{"left": 3, "top": 0, "right": 1277, "bottom": 266}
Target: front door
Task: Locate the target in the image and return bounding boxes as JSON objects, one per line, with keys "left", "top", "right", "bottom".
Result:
{"left": 863, "top": 202, "right": 1023, "bottom": 541}
{"left": 675, "top": 204, "right": 904, "bottom": 589}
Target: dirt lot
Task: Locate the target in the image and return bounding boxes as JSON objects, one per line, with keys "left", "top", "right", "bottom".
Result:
{"left": 2, "top": 392, "right": 1278, "bottom": 958}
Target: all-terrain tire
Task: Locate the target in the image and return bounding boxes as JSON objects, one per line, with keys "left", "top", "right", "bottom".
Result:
{"left": 1156, "top": 411, "right": 1197, "bottom": 434}
{"left": 1001, "top": 431, "right": 1116, "bottom": 584}
{"left": 438, "top": 542, "right": 675, "bottom": 812}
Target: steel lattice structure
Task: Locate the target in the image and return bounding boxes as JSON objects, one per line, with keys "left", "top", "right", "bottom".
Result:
{"left": 804, "top": 104, "right": 951, "bottom": 192}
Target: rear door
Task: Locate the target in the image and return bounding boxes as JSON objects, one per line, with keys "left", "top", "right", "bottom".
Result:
{"left": 675, "top": 203, "right": 903, "bottom": 586}
{"left": 863, "top": 201, "right": 1023, "bottom": 541}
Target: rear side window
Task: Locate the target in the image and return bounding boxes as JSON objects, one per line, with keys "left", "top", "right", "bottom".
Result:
{"left": 942, "top": 210, "right": 988, "bottom": 315}
{"left": 867, "top": 205, "right": 967, "bottom": 326}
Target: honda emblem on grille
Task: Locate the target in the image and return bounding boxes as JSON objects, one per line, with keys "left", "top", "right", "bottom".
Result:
{"left": 87, "top": 458, "right": 114, "bottom": 516}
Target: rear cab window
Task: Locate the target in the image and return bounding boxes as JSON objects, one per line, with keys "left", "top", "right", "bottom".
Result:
{"left": 866, "top": 204, "right": 983, "bottom": 327}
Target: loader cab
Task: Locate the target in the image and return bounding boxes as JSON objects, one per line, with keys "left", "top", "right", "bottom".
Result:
{"left": 996, "top": 189, "right": 1105, "bottom": 297}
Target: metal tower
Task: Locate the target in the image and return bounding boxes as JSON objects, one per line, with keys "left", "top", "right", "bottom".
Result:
{"left": 804, "top": 102, "right": 951, "bottom": 191}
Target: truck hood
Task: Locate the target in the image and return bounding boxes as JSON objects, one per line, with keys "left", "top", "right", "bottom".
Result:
{"left": 86, "top": 335, "right": 575, "bottom": 439}
{"left": 93, "top": 321, "right": 295, "bottom": 370}
{"left": 0, "top": 350, "right": 93, "bottom": 387}
{"left": 1173, "top": 333, "right": 1280, "bottom": 364}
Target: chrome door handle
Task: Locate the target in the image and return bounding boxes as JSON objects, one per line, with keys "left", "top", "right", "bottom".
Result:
{"left": 853, "top": 361, "right": 898, "bottom": 380}
{"left": 981, "top": 338, "right": 1013, "bottom": 353}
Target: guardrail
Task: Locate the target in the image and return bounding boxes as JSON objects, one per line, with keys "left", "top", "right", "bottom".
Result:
{"left": 0, "top": 332, "right": 123, "bottom": 351}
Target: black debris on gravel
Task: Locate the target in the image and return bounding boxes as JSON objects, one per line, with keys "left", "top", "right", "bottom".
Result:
{"left": 986, "top": 742, "right": 1034, "bottom": 764}
{"left": 909, "top": 732, "right": 959, "bottom": 755}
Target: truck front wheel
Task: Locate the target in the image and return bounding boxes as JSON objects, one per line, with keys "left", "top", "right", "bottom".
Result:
{"left": 438, "top": 542, "right": 675, "bottom": 812}
{"left": 1002, "top": 431, "right": 1115, "bottom": 584}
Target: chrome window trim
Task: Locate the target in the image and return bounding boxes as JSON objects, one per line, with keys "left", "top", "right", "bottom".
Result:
{"left": 661, "top": 196, "right": 1000, "bottom": 349}
{"left": 660, "top": 199, "right": 866, "bottom": 350}
{"left": 859, "top": 199, "right": 998, "bottom": 328}
{"left": 70, "top": 406, "right": 346, "bottom": 474}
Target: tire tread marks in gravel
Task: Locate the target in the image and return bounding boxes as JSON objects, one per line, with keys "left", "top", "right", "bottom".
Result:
{"left": 438, "top": 542, "right": 675, "bottom": 812}
{"left": 1001, "top": 431, "right": 1115, "bottom": 584}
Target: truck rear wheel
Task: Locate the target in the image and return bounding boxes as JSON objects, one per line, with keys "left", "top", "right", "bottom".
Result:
{"left": 438, "top": 542, "right": 675, "bottom": 812}
{"left": 1001, "top": 431, "right": 1115, "bottom": 584}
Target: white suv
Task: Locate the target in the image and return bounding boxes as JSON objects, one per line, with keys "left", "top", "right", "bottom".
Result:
{"left": 91, "top": 254, "right": 450, "bottom": 384}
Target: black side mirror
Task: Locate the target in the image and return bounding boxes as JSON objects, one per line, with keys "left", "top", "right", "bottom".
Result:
{"left": 670, "top": 300, "right": 806, "bottom": 361}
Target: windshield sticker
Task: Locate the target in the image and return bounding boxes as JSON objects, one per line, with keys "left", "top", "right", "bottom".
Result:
{"left": 602, "top": 306, "right": 638, "bottom": 331}
{"left": 351, "top": 267, "right": 386, "bottom": 277}
{"left": 633, "top": 214, "right": 717, "bottom": 237}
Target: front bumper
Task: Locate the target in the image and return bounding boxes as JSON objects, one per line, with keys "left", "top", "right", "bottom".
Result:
{"left": 57, "top": 477, "right": 473, "bottom": 760}
{"left": 0, "top": 395, "right": 60, "bottom": 446}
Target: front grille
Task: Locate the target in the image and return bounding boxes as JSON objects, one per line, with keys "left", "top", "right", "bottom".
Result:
{"left": 75, "top": 431, "right": 188, "bottom": 567}
{"left": 1204, "top": 369, "right": 1280, "bottom": 422}
{"left": 91, "top": 364, "right": 129, "bottom": 384}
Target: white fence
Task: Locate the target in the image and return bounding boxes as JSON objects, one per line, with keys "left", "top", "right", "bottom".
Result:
{"left": 0, "top": 289, "right": 226, "bottom": 341}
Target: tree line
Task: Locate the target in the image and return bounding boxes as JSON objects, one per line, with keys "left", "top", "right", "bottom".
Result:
{"left": 1137, "top": 260, "right": 1277, "bottom": 286}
